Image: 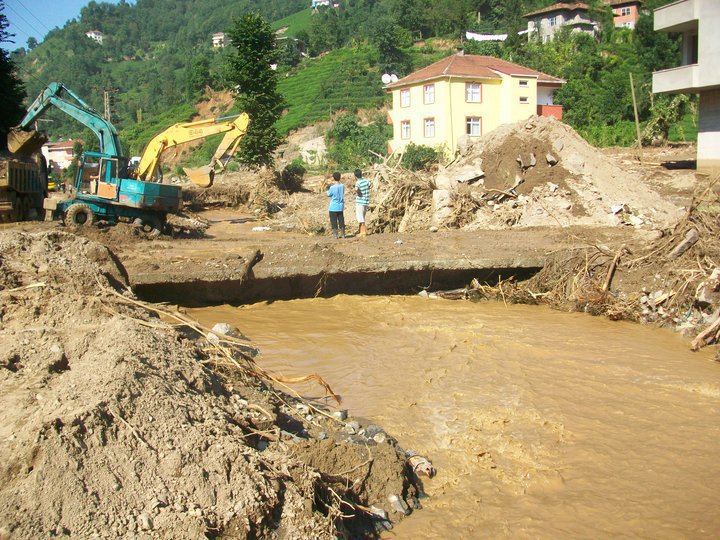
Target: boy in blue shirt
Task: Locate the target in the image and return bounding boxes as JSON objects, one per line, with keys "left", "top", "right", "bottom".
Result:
{"left": 327, "top": 172, "right": 345, "bottom": 239}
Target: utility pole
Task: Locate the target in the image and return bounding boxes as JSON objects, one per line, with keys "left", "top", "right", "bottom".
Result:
{"left": 103, "top": 87, "right": 118, "bottom": 122}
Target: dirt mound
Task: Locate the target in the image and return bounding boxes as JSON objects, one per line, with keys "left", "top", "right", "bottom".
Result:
{"left": 436, "top": 116, "right": 684, "bottom": 229}
{"left": 0, "top": 231, "right": 420, "bottom": 538}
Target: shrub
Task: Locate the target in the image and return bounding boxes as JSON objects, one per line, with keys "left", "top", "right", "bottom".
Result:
{"left": 403, "top": 142, "right": 439, "bottom": 170}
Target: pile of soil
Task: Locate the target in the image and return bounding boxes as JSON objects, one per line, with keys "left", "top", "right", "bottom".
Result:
{"left": 436, "top": 116, "right": 685, "bottom": 230}
{"left": 0, "top": 231, "right": 421, "bottom": 538}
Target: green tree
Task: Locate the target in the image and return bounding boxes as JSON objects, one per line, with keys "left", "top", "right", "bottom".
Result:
{"left": 370, "top": 17, "right": 411, "bottom": 75}
{"left": 185, "top": 53, "right": 211, "bottom": 98}
{"left": 225, "top": 12, "right": 284, "bottom": 166}
{"left": 26, "top": 36, "right": 37, "bottom": 50}
{"left": 0, "top": 0, "right": 26, "bottom": 151}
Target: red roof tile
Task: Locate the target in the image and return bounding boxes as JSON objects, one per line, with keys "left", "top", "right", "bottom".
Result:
{"left": 385, "top": 54, "right": 564, "bottom": 88}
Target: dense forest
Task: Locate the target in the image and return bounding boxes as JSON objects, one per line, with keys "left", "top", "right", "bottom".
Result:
{"left": 8, "top": 0, "right": 687, "bottom": 160}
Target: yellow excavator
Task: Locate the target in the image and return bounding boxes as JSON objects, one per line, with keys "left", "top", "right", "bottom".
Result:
{"left": 133, "top": 112, "right": 250, "bottom": 188}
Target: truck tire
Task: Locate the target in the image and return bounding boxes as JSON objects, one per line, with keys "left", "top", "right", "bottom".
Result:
{"left": 65, "top": 203, "right": 96, "bottom": 227}
{"left": 133, "top": 215, "right": 163, "bottom": 238}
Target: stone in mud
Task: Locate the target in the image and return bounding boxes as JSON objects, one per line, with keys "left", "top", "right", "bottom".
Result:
{"left": 332, "top": 409, "right": 348, "bottom": 421}
{"left": 546, "top": 153, "right": 558, "bottom": 165}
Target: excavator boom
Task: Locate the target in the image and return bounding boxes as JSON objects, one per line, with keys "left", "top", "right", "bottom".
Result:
{"left": 8, "top": 82, "right": 122, "bottom": 157}
{"left": 135, "top": 113, "right": 249, "bottom": 187}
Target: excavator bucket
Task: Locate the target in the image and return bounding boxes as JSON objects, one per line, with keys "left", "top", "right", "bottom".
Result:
{"left": 183, "top": 165, "right": 214, "bottom": 188}
{"left": 7, "top": 128, "right": 47, "bottom": 155}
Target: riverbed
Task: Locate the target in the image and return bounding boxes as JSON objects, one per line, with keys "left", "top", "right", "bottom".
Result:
{"left": 189, "top": 296, "right": 720, "bottom": 538}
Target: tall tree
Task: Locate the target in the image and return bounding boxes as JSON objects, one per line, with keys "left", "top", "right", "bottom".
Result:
{"left": 225, "top": 12, "right": 284, "bottom": 166}
{"left": 0, "top": 0, "right": 26, "bottom": 151}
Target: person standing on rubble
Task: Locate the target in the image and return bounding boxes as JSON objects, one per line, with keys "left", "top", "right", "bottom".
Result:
{"left": 327, "top": 172, "right": 345, "bottom": 239}
{"left": 354, "top": 169, "right": 370, "bottom": 237}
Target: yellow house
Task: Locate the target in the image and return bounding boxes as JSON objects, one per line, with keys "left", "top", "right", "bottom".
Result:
{"left": 386, "top": 53, "right": 565, "bottom": 155}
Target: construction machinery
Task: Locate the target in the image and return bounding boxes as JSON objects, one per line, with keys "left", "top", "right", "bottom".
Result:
{"left": 133, "top": 113, "right": 250, "bottom": 188}
{"left": 7, "top": 83, "right": 248, "bottom": 236}
{"left": 0, "top": 151, "right": 48, "bottom": 222}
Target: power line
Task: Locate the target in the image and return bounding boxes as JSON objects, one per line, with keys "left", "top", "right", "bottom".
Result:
{"left": 5, "top": 3, "right": 45, "bottom": 43}
{"left": 14, "top": 0, "right": 53, "bottom": 34}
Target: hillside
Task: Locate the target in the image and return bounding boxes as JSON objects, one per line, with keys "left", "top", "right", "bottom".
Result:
{"left": 8, "top": 0, "right": 691, "bottom": 168}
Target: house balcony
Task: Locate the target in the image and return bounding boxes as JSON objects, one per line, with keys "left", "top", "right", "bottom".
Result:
{"left": 653, "top": 63, "right": 700, "bottom": 94}
{"left": 537, "top": 104, "right": 563, "bottom": 120}
{"left": 654, "top": 0, "right": 698, "bottom": 33}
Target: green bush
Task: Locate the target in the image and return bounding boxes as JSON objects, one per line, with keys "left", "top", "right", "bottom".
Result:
{"left": 403, "top": 142, "right": 440, "bottom": 170}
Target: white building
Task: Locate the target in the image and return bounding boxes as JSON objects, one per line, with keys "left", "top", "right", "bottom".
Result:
{"left": 212, "top": 32, "right": 227, "bottom": 48}
{"left": 653, "top": 0, "right": 720, "bottom": 172}
{"left": 41, "top": 140, "right": 80, "bottom": 174}
{"left": 85, "top": 30, "right": 104, "bottom": 44}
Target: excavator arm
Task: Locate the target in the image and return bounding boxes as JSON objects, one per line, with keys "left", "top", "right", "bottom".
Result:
{"left": 8, "top": 82, "right": 123, "bottom": 158}
{"left": 134, "top": 113, "right": 249, "bottom": 187}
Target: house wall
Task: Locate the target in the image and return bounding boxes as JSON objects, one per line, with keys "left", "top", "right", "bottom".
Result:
{"left": 527, "top": 9, "right": 599, "bottom": 42}
{"left": 612, "top": 3, "right": 641, "bottom": 28}
{"left": 388, "top": 75, "right": 543, "bottom": 155}
{"left": 698, "top": 88, "right": 720, "bottom": 172}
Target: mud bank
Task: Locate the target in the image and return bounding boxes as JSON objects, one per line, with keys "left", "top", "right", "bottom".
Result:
{"left": 0, "top": 231, "right": 423, "bottom": 539}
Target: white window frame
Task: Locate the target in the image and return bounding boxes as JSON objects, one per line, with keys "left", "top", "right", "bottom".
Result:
{"left": 548, "top": 16, "right": 557, "bottom": 26}
{"left": 465, "top": 82, "right": 482, "bottom": 103}
{"left": 401, "top": 120, "right": 411, "bottom": 140}
{"left": 519, "top": 96, "right": 529, "bottom": 104}
{"left": 424, "top": 118, "right": 435, "bottom": 138}
{"left": 466, "top": 117, "right": 482, "bottom": 137}
{"left": 400, "top": 89, "right": 410, "bottom": 108}
{"left": 519, "top": 80, "right": 529, "bottom": 88}
{"left": 620, "top": 7, "right": 631, "bottom": 16}
{"left": 423, "top": 84, "right": 435, "bottom": 105}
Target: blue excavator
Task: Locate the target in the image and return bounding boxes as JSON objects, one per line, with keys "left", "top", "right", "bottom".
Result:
{"left": 8, "top": 82, "right": 183, "bottom": 237}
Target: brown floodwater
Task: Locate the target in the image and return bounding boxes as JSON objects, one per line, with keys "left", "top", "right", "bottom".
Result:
{"left": 188, "top": 296, "right": 720, "bottom": 538}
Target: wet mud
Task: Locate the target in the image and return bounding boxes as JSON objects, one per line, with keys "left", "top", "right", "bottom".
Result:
{"left": 189, "top": 295, "right": 720, "bottom": 538}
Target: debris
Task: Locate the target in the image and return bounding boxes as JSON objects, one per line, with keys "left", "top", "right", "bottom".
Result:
{"left": 251, "top": 226, "right": 272, "bottom": 232}
{"left": 546, "top": 153, "right": 558, "bottom": 165}
{"left": 406, "top": 452, "right": 437, "bottom": 479}
{"left": 668, "top": 228, "right": 699, "bottom": 260}
{"left": 387, "top": 494, "right": 411, "bottom": 516}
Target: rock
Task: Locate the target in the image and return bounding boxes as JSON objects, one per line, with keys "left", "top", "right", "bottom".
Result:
{"left": 529, "top": 153, "right": 536, "bottom": 167}
{"left": 429, "top": 226, "right": 438, "bottom": 233}
{"left": 317, "top": 431, "right": 328, "bottom": 440}
{"left": 138, "top": 513, "right": 153, "bottom": 531}
{"left": 387, "top": 494, "right": 411, "bottom": 516}
{"left": 431, "top": 189, "right": 453, "bottom": 227}
{"left": 565, "top": 153, "right": 585, "bottom": 173}
{"left": 345, "top": 421, "right": 360, "bottom": 434}
{"left": 211, "top": 323, "right": 235, "bottom": 336}
{"left": 364, "top": 424, "right": 383, "bottom": 438}
{"left": 417, "top": 290, "right": 429, "bottom": 298}
{"left": 546, "top": 153, "right": 558, "bottom": 165}
{"left": 552, "top": 139, "right": 564, "bottom": 153}
{"left": 331, "top": 410, "right": 348, "bottom": 421}
{"left": 547, "top": 182, "right": 558, "bottom": 193}
{"left": 373, "top": 432, "right": 387, "bottom": 444}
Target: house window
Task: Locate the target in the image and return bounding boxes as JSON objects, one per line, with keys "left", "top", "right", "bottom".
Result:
{"left": 400, "top": 89, "right": 410, "bottom": 107}
{"left": 424, "top": 84, "right": 435, "bottom": 104}
{"left": 519, "top": 80, "right": 529, "bottom": 87}
{"left": 465, "top": 82, "right": 482, "bottom": 103}
{"left": 424, "top": 118, "right": 435, "bottom": 138}
{"left": 623, "top": 21, "right": 632, "bottom": 28}
{"left": 466, "top": 117, "right": 482, "bottom": 137}
{"left": 401, "top": 120, "right": 411, "bottom": 139}
{"left": 519, "top": 96, "right": 529, "bottom": 104}
{"left": 548, "top": 16, "right": 557, "bottom": 26}
{"left": 620, "top": 7, "right": 631, "bottom": 16}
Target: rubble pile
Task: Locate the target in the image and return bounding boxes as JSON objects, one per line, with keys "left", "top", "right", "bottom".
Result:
{"left": 434, "top": 116, "right": 684, "bottom": 230}
{"left": 0, "top": 231, "right": 421, "bottom": 538}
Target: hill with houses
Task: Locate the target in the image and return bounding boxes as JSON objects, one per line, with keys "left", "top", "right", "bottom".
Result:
{"left": 9, "top": 0, "right": 688, "bottom": 165}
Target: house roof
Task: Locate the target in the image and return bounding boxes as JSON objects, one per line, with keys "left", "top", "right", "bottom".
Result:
{"left": 385, "top": 54, "right": 565, "bottom": 89}
{"left": 523, "top": 2, "right": 602, "bottom": 18}
{"left": 604, "top": 0, "right": 641, "bottom": 6}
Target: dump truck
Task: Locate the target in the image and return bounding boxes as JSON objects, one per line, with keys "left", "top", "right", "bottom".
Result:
{"left": 0, "top": 151, "right": 47, "bottom": 222}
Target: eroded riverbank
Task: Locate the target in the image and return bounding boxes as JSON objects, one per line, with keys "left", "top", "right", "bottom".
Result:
{"left": 189, "top": 295, "right": 720, "bottom": 538}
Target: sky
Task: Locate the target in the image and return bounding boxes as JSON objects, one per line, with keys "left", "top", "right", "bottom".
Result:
{"left": 3, "top": 0, "right": 128, "bottom": 50}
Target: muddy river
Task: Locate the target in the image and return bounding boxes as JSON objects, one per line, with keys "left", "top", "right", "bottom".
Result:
{"left": 189, "top": 296, "right": 720, "bottom": 538}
